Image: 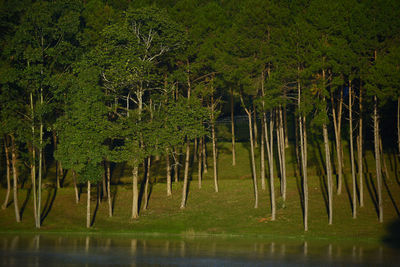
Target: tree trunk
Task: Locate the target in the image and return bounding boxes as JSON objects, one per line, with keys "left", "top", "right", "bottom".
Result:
{"left": 331, "top": 88, "right": 344, "bottom": 195}
{"left": 193, "top": 138, "right": 198, "bottom": 162}
{"left": 106, "top": 162, "right": 112, "bottom": 216}
{"left": 198, "top": 138, "right": 202, "bottom": 189}
{"left": 279, "top": 106, "right": 287, "bottom": 201}
{"left": 374, "top": 96, "right": 383, "bottom": 223}
{"left": 260, "top": 120, "right": 266, "bottom": 191}
{"left": 143, "top": 157, "right": 151, "bottom": 211}
{"left": 246, "top": 107, "right": 258, "bottom": 208}
{"left": 323, "top": 122, "right": 333, "bottom": 224}
{"left": 73, "top": 170, "right": 79, "bottom": 204}
{"left": 2, "top": 137, "right": 11, "bottom": 210}
{"left": 132, "top": 164, "right": 139, "bottom": 219}
{"left": 10, "top": 135, "right": 20, "bottom": 223}
{"left": 183, "top": 140, "right": 190, "bottom": 192}
{"left": 29, "top": 93, "right": 37, "bottom": 222}
{"left": 174, "top": 146, "right": 179, "bottom": 183}
{"left": 269, "top": 112, "right": 275, "bottom": 218}
{"left": 36, "top": 88, "right": 44, "bottom": 228}
{"left": 349, "top": 81, "right": 357, "bottom": 219}
{"left": 253, "top": 102, "right": 258, "bottom": 148}
{"left": 211, "top": 94, "right": 219, "bottom": 193}
{"left": 202, "top": 137, "right": 208, "bottom": 173}
{"left": 358, "top": 84, "right": 364, "bottom": 207}
{"left": 102, "top": 168, "right": 107, "bottom": 200}
{"left": 166, "top": 149, "right": 172, "bottom": 196}
{"left": 180, "top": 140, "right": 190, "bottom": 209}
{"left": 231, "top": 88, "right": 236, "bottom": 166}
{"left": 298, "top": 73, "right": 307, "bottom": 231}
{"left": 86, "top": 181, "right": 91, "bottom": 228}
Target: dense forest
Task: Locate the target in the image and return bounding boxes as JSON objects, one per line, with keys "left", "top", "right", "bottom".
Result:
{"left": 0, "top": 0, "right": 399, "bottom": 231}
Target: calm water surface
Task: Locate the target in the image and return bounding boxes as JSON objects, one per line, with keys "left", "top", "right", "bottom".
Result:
{"left": 0, "top": 234, "right": 399, "bottom": 266}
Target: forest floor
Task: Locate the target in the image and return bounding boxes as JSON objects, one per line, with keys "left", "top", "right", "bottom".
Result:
{"left": 0, "top": 142, "right": 399, "bottom": 245}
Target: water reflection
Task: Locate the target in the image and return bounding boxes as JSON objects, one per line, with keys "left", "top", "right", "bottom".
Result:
{"left": 0, "top": 234, "right": 399, "bottom": 266}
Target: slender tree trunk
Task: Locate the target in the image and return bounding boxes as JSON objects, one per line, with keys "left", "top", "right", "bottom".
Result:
{"left": 102, "top": 167, "right": 107, "bottom": 200}
{"left": 86, "top": 181, "right": 91, "bottom": 228}
{"left": 253, "top": 102, "right": 258, "bottom": 148}
{"left": 29, "top": 93, "right": 37, "bottom": 222}
{"left": 166, "top": 149, "right": 172, "bottom": 196}
{"left": 279, "top": 106, "right": 287, "bottom": 201}
{"left": 374, "top": 96, "right": 383, "bottom": 223}
{"left": 245, "top": 105, "right": 258, "bottom": 208}
{"left": 260, "top": 120, "right": 266, "bottom": 191}
{"left": 349, "top": 81, "right": 357, "bottom": 219}
{"left": 276, "top": 111, "right": 283, "bottom": 188}
{"left": 10, "top": 135, "right": 20, "bottom": 223}
{"left": 322, "top": 69, "right": 333, "bottom": 224}
{"left": 106, "top": 162, "right": 112, "bottom": 216}
{"left": 183, "top": 140, "right": 190, "bottom": 191}
{"left": 211, "top": 94, "right": 219, "bottom": 193}
{"left": 174, "top": 146, "right": 179, "bottom": 183}
{"left": 331, "top": 89, "right": 344, "bottom": 195}
{"left": 231, "top": 88, "right": 236, "bottom": 166}
{"left": 323, "top": 123, "right": 333, "bottom": 224}
{"left": 2, "top": 137, "right": 11, "bottom": 210}
{"left": 198, "top": 138, "right": 202, "bottom": 189}
{"left": 358, "top": 85, "right": 364, "bottom": 207}
{"left": 73, "top": 170, "right": 79, "bottom": 204}
{"left": 132, "top": 163, "right": 139, "bottom": 219}
{"left": 298, "top": 73, "right": 307, "bottom": 231}
{"left": 36, "top": 89, "right": 44, "bottom": 228}
{"left": 180, "top": 140, "right": 190, "bottom": 209}
{"left": 202, "top": 137, "right": 208, "bottom": 173}
{"left": 143, "top": 157, "right": 151, "bottom": 210}
{"left": 269, "top": 113, "right": 275, "bottom": 218}
{"left": 193, "top": 138, "right": 198, "bottom": 162}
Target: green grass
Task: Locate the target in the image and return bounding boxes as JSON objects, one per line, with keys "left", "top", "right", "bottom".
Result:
{"left": 0, "top": 141, "right": 399, "bottom": 244}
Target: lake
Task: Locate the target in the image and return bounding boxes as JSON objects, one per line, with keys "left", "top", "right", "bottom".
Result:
{"left": 1, "top": 234, "right": 399, "bottom": 266}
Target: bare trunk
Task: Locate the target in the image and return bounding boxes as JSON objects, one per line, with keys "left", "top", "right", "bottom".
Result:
{"left": 331, "top": 89, "right": 344, "bottom": 195}
{"left": 358, "top": 85, "right": 364, "bottom": 207}
{"left": 253, "top": 102, "right": 258, "bottom": 148}
{"left": 202, "top": 137, "right": 208, "bottom": 173}
{"left": 166, "top": 149, "right": 172, "bottom": 196}
{"left": 106, "top": 162, "right": 112, "bottom": 216}
{"left": 2, "top": 137, "right": 11, "bottom": 210}
{"left": 180, "top": 141, "right": 190, "bottom": 209}
{"left": 374, "top": 96, "right": 383, "bottom": 223}
{"left": 86, "top": 181, "right": 91, "bottom": 228}
{"left": 349, "top": 81, "right": 356, "bottom": 219}
{"left": 73, "top": 170, "right": 79, "bottom": 204}
{"left": 36, "top": 89, "right": 44, "bottom": 228}
{"left": 211, "top": 95, "right": 218, "bottom": 193}
{"left": 246, "top": 106, "right": 258, "bottom": 208}
{"left": 184, "top": 140, "right": 190, "bottom": 191}
{"left": 193, "top": 138, "right": 197, "bottom": 162}
{"left": 323, "top": 123, "right": 333, "bottom": 224}
{"left": 298, "top": 73, "right": 307, "bottom": 231}
{"left": 131, "top": 164, "right": 139, "bottom": 219}
{"left": 10, "top": 135, "right": 20, "bottom": 223}
{"left": 260, "top": 120, "right": 266, "bottom": 191}
{"left": 143, "top": 157, "right": 151, "bottom": 210}
{"left": 231, "top": 88, "right": 236, "bottom": 166}
{"left": 279, "top": 106, "right": 286, "bottom": 201}
{"left": 29, "top": 93, "right": 37, "bottom": 222}
{"left": 174, "top": 146, "right": 179, "bottom": 183}
{"left": 198, "top": 138, "right": 202, "bottom": 189}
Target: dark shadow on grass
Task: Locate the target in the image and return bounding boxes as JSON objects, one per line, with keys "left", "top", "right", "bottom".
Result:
{"left": 318, "top": 174, "right": 329, "bottom": 220}
{"left": 111, "top": 184, "right": 118, "bottom": 215}
{"left": 20, "top": 187, "right": 32, "bottom": 220}
{"left": 90, "top": 184, "right": 100, "bottom": 227}
{"left": 383, "top": 174, "right": 400, "bottom": 217}
{"left": 295, "top": 173, "right": 304, "bottom": 218}
{"left": 365, "top": 173, "right": 379, "bottom": 215}
{"left": 41, "top": 187, "right": 57, "bottom": 224}
{"left": 343, "top": 173, "right": 354, "bottom": 215}
{"left": 313, "top": 138, "right": 326, "bottom": 177}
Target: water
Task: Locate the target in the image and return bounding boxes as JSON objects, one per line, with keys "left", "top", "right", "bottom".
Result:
{"left": 0, "top": 234, "right": 399, "bottom": 266}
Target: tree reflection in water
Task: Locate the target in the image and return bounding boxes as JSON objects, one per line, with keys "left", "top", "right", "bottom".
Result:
{"left": 0, "top": 234, "right": 399, "bottom": 266}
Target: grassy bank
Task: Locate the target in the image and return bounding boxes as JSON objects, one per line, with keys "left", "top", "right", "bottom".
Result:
{"left": 0, "top": 142, "right": 399, "bottom": 243}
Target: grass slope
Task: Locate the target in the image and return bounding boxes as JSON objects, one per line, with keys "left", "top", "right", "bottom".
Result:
{"left": 0, "top": 142, "right": 399, "bottom": 243}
